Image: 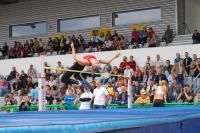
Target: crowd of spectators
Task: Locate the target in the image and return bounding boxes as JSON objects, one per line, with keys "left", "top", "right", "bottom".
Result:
{"left": 0, "top": 25, "right": 175, "bottom": 60}
{"left": 0, "top": 51, "right": 199, "bottom": 111}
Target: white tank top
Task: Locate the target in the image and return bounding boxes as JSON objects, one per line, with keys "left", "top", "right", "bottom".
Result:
{"left": 156, "top": 86, "right": 164, "bottom": 95}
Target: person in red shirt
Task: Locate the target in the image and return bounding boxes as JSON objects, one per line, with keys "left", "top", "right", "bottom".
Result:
{"left": 148, "top": 27, "right": 157, "bottom": 47}
{"left": 119, "top": 56, "right": 129, "bottom": 73}
{"left": 131, "top": 28, "right": 139, "bottom": 45}
{"left": 128, "top": 56, "right": 136, "bottom": 71}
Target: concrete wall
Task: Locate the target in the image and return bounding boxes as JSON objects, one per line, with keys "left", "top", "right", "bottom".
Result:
{"left": 0, "top": 0, "right": 176, "bottom": 46}
{"left": 0, "top": 44, "right": 199, "bottom": 76}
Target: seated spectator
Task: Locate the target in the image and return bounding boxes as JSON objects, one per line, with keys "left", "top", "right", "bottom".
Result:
{"left": 131, "top": 28, "right": 139, "bottom": 44}
{"left": 162, "top": 25, "right": 174, "bottom": 44}
{"left": 135, "top": 89, "right": 150, "bottom": 104}
{"left": 0, "top": 77, "right": 9, "bottom": 97}
{"left": 101, "top": 36, "right": 113, "bottom": 51}
{"left": 146, "top": 79, "right": 156, "bottom": 102}
{"left": 106, "top": 82, "right": 115, "bottom": 104}
{"left": 63, "top": 88, "right": 76, "bottom": 105}
{"left": 192, "top": 29, "right": 200, "bottom": 44}
{"left": 112, "top": 35, "right": 119, "bottom": 50}
{"left": 19, "top": 96, "right": 31, "bottom": 111}
{"left": 168, "top": 80, "right": 181, "bottom": 102}
{"left": 100, "top": 67, "right": 110, "bottom": 84}
{"left": 117, "top": 35, "right": 125, "bottom": 50}
{"left": 148, "top": 27, "right": 157, "bottom": 47}
{"left": 7, "top": 66, "right": 17, "bottom": 81}
{"left": 30, "top": 85, "right": 39, "bottom": 104}
{"left": 192, "top": 58, "right": 200, "bottom": 93}
{"left": 51, "top": 85, "right": 60, "bottom": 101}
{"left": 139, "top": 27, "right": 148, "bottom": 45}
{"left": 144, "top": 69, "right": 155, "bottom": 87}
{"left": 132, "top": 81, "right": 142, "bottom": 100}
{"left": 177, "top": 84, "right": 194, "bottom": 102}
{"left": 131, "top": 70, "right": 143, "bottom": 83}
{"left": 114, "top": 86, "right": 127, "bottom": 105}
{"left": 98, "top": 32, "right": 105, "bottom": 47}
{"left": 110, "top": 66, "right": 120, "bottom": 83}
{"left": 112, "top": 30, "right": 119, "bottom": 40}
{"left": 154, "top": 67, "right": 168, "bottom": 85}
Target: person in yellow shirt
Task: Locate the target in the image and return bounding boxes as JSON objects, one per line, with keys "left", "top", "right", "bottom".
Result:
{"left": 135, "top": 89, "right": 150, "bottom": 104}
{"left": 107, "top": 82, "right": 115, "bottom": 104}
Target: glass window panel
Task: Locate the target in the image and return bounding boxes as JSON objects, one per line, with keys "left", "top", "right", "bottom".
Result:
{"left": 113, "top": 8, "right": 162, "bottom": 26}
{"left": 11, "top": 22, "right": 47, "bottom": 37}
{"left": 59, "top": 15, "right": 100, "bottom": 32}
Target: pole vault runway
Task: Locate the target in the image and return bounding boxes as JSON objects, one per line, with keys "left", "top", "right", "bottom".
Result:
{"left": 0, "top": 106, "right": 200, "bottom": 133}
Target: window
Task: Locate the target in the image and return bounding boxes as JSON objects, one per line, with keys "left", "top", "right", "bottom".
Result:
{"left": 10, "top": 22, "right": 47, "bottom": 37}
{"left": 113, "top": 8, "right": 162, "bottom": 26}
{"left": 58, "top": 15, "right": 100, "bottom": 32}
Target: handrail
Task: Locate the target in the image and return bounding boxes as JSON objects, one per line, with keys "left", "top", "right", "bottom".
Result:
{"left": 0, "top": 103, "right": 196, "bottom": 112}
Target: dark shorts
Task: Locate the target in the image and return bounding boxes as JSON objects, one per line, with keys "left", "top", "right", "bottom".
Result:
{"left": 153, "top": 99, "right": 164, "bottom": 107}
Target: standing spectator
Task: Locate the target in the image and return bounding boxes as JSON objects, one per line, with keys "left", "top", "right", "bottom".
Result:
{"left": 106, "top": 82, "right": 115, "bottom": 104}
{"left": 144, "top": 69, "right": 155, "bottom": 86}
{"left": 124, "top": 65, "right": 134, "bottom": 84}
{"left": 153, "top": 81, "right": 167, "bottom": 107}
{"left": 192, "top": 58, "right": 200, "bottom": 93}
{"left": 77, "top": 34, "right": 84, "bottom": 52}
{"left": 2, "top": 42, "right": 9, "bottom": 57}
{"left": 183, "top": 52, "right": 192, "bottom": 75}
{"left": 119, "top": 56, "right": 129, "bottom": 73}
{"left": 112, "top": 30, "right": 119, "bottom": 40}
{"left": 148, "top": 27, "right": 157, "bottom": 47}
{"left": 27, "top": 64, "right": 37, "bottom": 79}
{"left": 56, "top": 61, "right": 64, "bottom": 77}
{"left": 162, "top": 25, "right": 174, "bottom": 44}
{"left": 177, "top": 85, "right": 194, "bottom": 102}
{"left": 45, "top": 84, "right": 54, "bottom": 104}
{"left": 154, "top": 54, "right": 165, "bottom": 68}
{"left": 129, "top": 56, "right": 136, "bottom": 71}
{"left": 93, "top": 81, "right": 110, "bottom": 109}
{"left": 90, "top": 31, "right": 98, "bottom": 47}
{"left": 164, "top": 60, "right": 173, "bottom": 80}
{"left": 174, "top": 53, "right": 181, "bottom": 64}
{"left": 191, "top": 54, "right": 198, "bottom": 68}
{"left": 192, "top": 29, "right": 200, "bottom": 44}
{"left": 19, "top": 70, "right": 28, "bottom": 89}
{"left": 172, "top": 59, "right": 187, "bottom": 87}
{"left": 145, "top": 56, "right": 154, "bottom": 67}
{"left": 146, "top": 79, "right": 156, "bottom": 102}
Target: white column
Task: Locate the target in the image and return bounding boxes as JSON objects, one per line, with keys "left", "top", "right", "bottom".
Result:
{"left": 38, "top": 55, "right": 46, "bottom": 111}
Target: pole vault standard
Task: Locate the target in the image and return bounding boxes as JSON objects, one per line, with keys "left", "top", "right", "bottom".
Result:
{"left": 38, "top": 54, "right": 46, "bottom": 111}
{"left": 128, "top": 71, "right": 133, "bottom": 108}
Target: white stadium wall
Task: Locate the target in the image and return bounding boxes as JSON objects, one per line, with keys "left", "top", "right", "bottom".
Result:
{"left": 0, "top": 44, "right": 199, "bottom": 76}
{"left": 0, "top": 0, "right": 176, "bottom": 46}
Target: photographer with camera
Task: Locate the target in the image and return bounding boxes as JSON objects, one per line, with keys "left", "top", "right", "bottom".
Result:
{"left": 177, "top": 85, "right": 194, "bottom": 103}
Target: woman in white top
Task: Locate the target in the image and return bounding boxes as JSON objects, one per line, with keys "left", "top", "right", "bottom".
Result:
{"left": 153, "top": 80, "right": 167, "bottom": 107}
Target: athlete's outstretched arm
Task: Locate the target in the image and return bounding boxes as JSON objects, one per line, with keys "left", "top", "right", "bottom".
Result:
{"left": 71, "top": 43, "right": 85, "bottom": 66}
{"left": 99, "top": 53, "right": 120, "bottom": 64}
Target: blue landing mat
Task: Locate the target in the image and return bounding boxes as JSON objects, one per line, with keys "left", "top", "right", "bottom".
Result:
{"left": 0, "top": 106, "right": 200, "bottom": 133}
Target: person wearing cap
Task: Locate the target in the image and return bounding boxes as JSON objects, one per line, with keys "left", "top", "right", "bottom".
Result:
{"left": 134, "top": 89, "right": 150, "bottom": 104}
